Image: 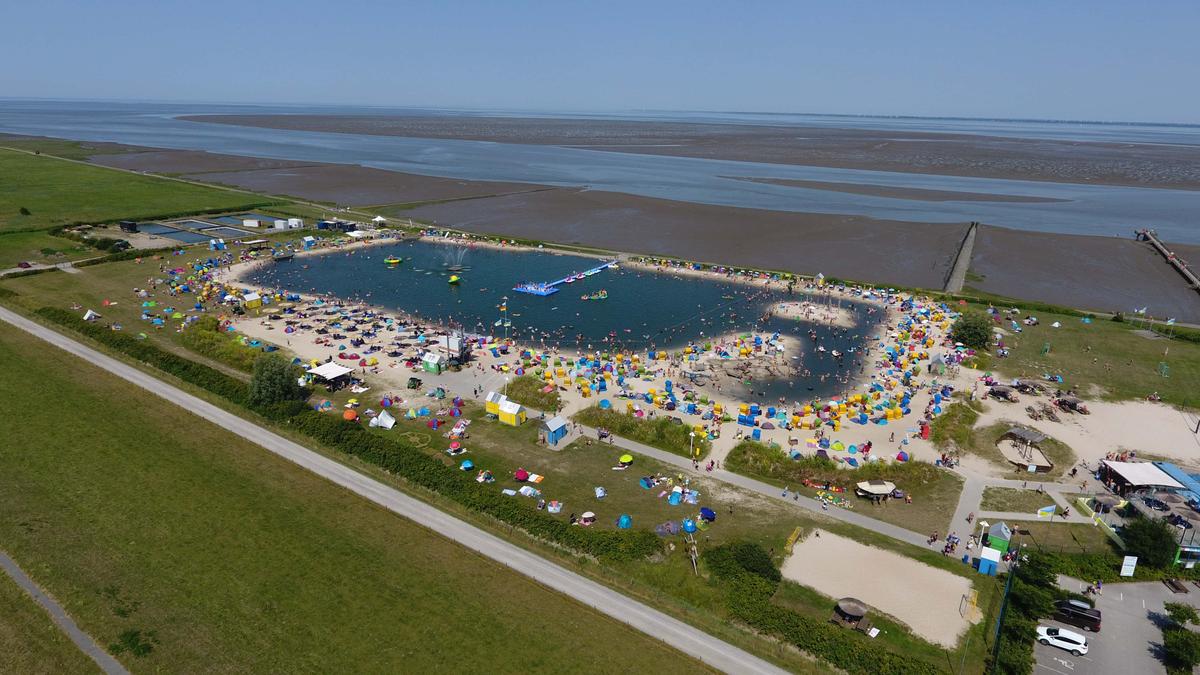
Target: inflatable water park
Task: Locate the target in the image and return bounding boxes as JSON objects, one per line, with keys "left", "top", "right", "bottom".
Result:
{"left": 513, "top": 260, "right": 617, "bottom": 296}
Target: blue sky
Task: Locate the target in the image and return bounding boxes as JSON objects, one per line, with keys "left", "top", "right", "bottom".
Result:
{"left": 4, "top": 1, "right": 1198, "bottom": 123}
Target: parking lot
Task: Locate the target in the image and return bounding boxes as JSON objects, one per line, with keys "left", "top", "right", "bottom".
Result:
{"left": 1034, "top": 576, "right": 1196, "bottom": 675}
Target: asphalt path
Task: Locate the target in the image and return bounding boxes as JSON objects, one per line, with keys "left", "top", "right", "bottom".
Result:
{"left": 0, "top": 550, "right": 128, "bottom": 674}
{"left": 0, "top": 305, "right": 787, "bottom": 675}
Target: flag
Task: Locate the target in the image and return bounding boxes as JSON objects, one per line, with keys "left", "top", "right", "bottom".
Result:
{"left": 1036, "top": 505, "right": 1057, "bottom": 519}
{"left": 1135, "top": 306, "right": 1148, "bottom": 315}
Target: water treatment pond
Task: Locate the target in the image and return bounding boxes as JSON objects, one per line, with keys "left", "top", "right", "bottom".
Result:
{"left": 242, "top": 239, "right": 881, "bottom": 401}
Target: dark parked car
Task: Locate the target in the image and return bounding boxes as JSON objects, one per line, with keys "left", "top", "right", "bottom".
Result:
{"left": 1054, "top": 599, "right": 1101, "bottom": 632}
{"left": 16, "top": 261, "right": 32, "bottom": 269}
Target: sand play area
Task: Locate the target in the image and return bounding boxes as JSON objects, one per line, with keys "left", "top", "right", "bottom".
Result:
{"left": 782, "top": 530, "right": 976, "bottom": 648}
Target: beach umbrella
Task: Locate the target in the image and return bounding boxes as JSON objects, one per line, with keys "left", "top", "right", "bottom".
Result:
{"left": 459, "top": 459, "right": 474, "bottom": 471}
{"left": 836, "top": 598, "right": 869, "bottom": 620}
{"left": 514, "top": 468, "right": 530, "bottom": 482}
{"left": 682, "top": 519, "right": 697, "bottom": 533}
{"left": 617, "top": 514, "right": 632, "bottom": 529}
{"left": 450, "top": 441, "right": 462, "bottom": 451}
{"left": 699, "top": 507, "right": 717, "bottom": 522}
{"left": 619, "top": 454, "right": 634, "bottom": 464}
{"left": 342, "top": 410, "right": 358, "bottom": 421}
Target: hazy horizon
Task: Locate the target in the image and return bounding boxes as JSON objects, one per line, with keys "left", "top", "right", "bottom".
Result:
{"left": 4, "top": 2, "right": 1198, "bottom": 124}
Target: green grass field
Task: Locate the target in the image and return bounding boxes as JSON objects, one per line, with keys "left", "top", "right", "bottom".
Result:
{"left": 0, "top": 570, "right": 100, "bottom": 674}
{"left": 980, "top": 487, "right": 1058, "bottom": 515}
{"left": 0, "top": 229, "right": 94, "bottom": 269}
{"left": 973, "top": 303, "right": 1200, "bottom": 408}
{"left": 0, "top": 148, "right": 277, "bottom": 232}
{"left": 0, "top": 322, "right": 699, "bottom": 673}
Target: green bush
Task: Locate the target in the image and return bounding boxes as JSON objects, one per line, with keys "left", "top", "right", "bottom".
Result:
{"left": 178, "top": 316, "right": 261, "bottom": 372}
{"left": 1164, "top": 626, "right": 1200, "bottom": 671}
{"left": 951, "top": 311, "right": 993, "bottom": 351}
{"left": 248, "top": 353, "right": 307, "bottom": 407}
{"left": 573, "top": 405, "right": 710, "bottom": 458}
{"left": 1, "top": 267, "right": 61, "bottom": 279}
{"left": 503, "top": 375, "right": 561, "bottom": 411}
{"left": 1122, "top": 516, "right": 1180, "bottom": 569}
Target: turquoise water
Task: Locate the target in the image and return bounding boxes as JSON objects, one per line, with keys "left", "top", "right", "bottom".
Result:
{"left": 243, "top": 239, "right": 878, "bottom": 401}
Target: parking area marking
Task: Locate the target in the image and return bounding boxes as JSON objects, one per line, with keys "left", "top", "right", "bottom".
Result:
{"left": 1036, "top": 662, "right": 1074, "bottom": 675}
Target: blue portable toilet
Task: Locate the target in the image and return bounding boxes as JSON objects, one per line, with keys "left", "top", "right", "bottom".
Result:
{"left": 542, "top": 416, "right": 569, "bottom": 446}
{"left": 978, "top": 547, "right": 1000, "bottom": 576}
{"left": 767, "top": 406, "right": 776, "bottom": 418}
{"left": 749, "top": 403, "right": 761, "bottom": 417}
{"left": 752, "top": 428, "right": 762, "bottom": 441}
{"left": 737, "top": 414, "right": 755, "bottom": 427}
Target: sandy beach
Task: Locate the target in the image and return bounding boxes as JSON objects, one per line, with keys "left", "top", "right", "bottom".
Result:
{"left": 782, "top": 529, "right": 976, "bottom": 648}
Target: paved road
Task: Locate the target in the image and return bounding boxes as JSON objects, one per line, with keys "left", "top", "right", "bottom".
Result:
{"left": 0, "top": 550, "right": 128, "bottom": 674}
{"left": 0, "top": 306, "right": 786, "bottom": 675}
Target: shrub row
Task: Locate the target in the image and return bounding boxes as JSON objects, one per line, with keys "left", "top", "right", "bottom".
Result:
{"left": 35, "top": 307, "right": 659, "bottom": 562}
{"left": 702, "top": 543, "right": 940, "bottom": 675}
{"left": 1, "top": 267, "right": 61, "bottom": 279}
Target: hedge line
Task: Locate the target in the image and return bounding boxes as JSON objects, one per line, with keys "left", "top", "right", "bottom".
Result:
{"left": 34, "top": 307, "right": 659, "bottom": 562}
{"left": 1, "top": 267, "right": 62, "bottom": 279}
{"left": 573, "top": 405, "right": 711, "bottom": 458}
{"left": 703, "top": 543, "right": 941, "bottom": 674}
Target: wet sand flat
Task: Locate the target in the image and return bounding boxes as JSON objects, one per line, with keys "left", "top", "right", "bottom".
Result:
{"left": 968, "top": 226, "right": 1200, "bottom": 322}
{"left": 179, "top": 164, "right": 545, "bottom": 206}
{"left": 89, "top": 149, "right": 316, "bottom": 174}
{"left": 183, "top": 114, "right": 1200, "bottom": 190}
{"left": 400, "top": 187, "right": 967, "bottom": 289}
{"left": 727, "top": 176, "right": 1067, "bottom": 203}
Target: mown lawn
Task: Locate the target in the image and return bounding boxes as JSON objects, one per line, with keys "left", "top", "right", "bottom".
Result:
{"left": 0, "top": 148, "right": 277, "bottom": 232}
{"left": 0, "top": 229, "right": 94, "bottom": 269}
{"left": 0, "top": 569, "right": 99, "bottom": 675}
{"left": 980, "top": 487, "right": 1058, "bottom": 515}
{"left": 0, "top": 321, "right": 699, "bottom": 673}
{"left": 970, "top": 302, "right": 1200, "bottom": 408}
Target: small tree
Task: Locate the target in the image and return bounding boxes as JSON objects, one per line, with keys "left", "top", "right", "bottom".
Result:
{"left": 1122, "top": 517, "right": 1179, "bottom": 569}
{"left": 1164, "top": 627, "right": 1200, "bottom": 670}
{"left": 19, "top": 206, "right": 31, "bottom": 215}
{"left": 247, "top": 354, "right": 306, "bottom": 408}
{"left": 1166, "top": 602, "right": 1200, "bottom": 627}
{"left": 951, "top": 311, "right": 993, "bottom": 351}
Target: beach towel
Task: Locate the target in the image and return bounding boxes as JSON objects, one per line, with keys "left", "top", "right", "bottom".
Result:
{"left": 501, "top": 489, "right": 517, "bottom": 496}
{"left": 528, "top": 474, "right": 544, "bottom": 484}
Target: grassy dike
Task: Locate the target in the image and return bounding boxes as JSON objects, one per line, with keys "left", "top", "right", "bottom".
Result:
{"left": 0, "top": 321, "right": 698, "bottom": 673}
